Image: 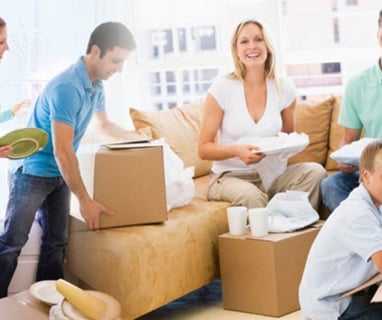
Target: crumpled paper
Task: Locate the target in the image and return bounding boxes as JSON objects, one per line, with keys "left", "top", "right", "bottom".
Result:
{"left": 267, "top": 190, "right": 319, "bottom": 232}
{"left": 238, "top": 132, "right": 309, "bottom": 190}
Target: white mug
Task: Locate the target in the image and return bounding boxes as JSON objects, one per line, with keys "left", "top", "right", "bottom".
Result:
{"left": 226, "top": 206, "right": 248, "bottom": 236}
{"left": 248, "top": 208, "right": 270, "bottom": 237}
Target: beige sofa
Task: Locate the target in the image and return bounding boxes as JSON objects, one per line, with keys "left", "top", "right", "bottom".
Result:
{"left": 66, "top": 94, "right": 343, "bottom": 319}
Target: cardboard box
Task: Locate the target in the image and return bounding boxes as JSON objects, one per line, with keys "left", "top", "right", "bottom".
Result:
{"left": 71, "top": 145, "right": 167, "bottom": 229}
{"left": 0, "top": 290, "right": 49, "bottom": 319}
{"left": 338, "top": 272, "right": 382, "bottom": 302}
{"left": 8, "top": 256, "right": 39, "bottom": 294}
{"left": 218, "top": 224, "right": 322, "bottom": 317}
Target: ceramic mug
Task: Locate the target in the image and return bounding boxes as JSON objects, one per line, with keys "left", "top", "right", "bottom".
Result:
{"left": 248, "top": 208, "right": 270, "bottom": 237}
{"left": 226, "top": 206, "right": 248, "bottom": 236}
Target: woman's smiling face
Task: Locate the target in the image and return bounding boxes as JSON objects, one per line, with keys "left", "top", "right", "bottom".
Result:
{"left": 235, "top": 22, "right": 268, "bottom": 68}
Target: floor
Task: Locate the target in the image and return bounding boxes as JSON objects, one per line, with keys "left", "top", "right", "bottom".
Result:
{"left": 138, "top": 280, "right": 301, "bottom": 320}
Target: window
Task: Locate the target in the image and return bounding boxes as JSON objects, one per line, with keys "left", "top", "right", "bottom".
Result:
{"left": 1, "top": 0, "right": 381, "bottom": 217}
{"left": 345, "top": 0, "right": 358, "bottom": 6}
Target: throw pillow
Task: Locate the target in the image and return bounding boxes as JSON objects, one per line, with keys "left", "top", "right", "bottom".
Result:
{"left": 325, "top": 96, "right": 344, "bottom": 170}
{"left": 288, "top": 95, "right": 335, "bottom": 166}
{"left": 129, "top": 99, "right": 212, "bottom": 178}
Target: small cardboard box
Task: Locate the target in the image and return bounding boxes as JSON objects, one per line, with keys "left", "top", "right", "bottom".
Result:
{"left": 71, "top": 145, "right": 167, "bottom": 229}
{"left": 218, "top": 224, "right": 322, "bottom": 317}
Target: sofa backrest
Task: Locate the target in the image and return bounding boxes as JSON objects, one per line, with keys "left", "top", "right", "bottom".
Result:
{"left": 129, "top": 95, "right": 343, "bottom": 177}
{"left": 287, "top": 95, "right": 343, "bottom": 170}
{"left": 130, "top": 98, "right": 212, "bottom": 178}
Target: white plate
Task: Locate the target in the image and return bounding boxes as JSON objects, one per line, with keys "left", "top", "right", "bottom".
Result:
{"left": 239, "top": 135, "right": 308, "bottom": 155}
{"left": 329, "top": 156, "right": 359, "bottom": 166}
{"left": 29, "top": 280, "right": 64, "bottom": 305}
{"left": 252, "top": 143, "right": 308, "bottom": 155}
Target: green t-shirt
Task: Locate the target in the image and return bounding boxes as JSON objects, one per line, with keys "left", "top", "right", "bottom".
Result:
{"left": 339, "top": 61, "right": 382, "bottom": 138}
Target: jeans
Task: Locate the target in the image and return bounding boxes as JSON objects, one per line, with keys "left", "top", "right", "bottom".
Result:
{"left": 339, "top": 285, "right": 382, "bottom": 319}
{"left": 0, "top": 167, "right": 70, "bottom": 298}
{"left": 320, "top": 171, "right": 360, "bottom": 213}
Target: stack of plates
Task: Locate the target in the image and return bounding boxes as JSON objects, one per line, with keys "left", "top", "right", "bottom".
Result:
{"left": 29, "top": 280, "right": 122, "bottom": 320}
{"left": 0, "top": 127, "right": 48, "bottom": 159}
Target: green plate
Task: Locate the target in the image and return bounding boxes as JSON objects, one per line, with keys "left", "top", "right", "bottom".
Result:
{"left": 0, "top": 128, "right": 48, "bottom": 159}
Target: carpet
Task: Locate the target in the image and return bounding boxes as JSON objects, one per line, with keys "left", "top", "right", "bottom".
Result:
{"left": 138, "top": 280, "right": 222, "bottom": 319}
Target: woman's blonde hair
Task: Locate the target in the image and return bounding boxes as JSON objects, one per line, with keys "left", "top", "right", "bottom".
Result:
{"left": 229, "top": 19, "right": 280, "bottom": 88}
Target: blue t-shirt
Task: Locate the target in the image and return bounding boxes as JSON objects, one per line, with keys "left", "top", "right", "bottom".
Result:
{"left": 21, "top": 57, "right": 105, "bottom": 177}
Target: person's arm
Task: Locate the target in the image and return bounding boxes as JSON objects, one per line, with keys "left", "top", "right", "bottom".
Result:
{"left": 52, "top": 120, "right": 113, "bottom": 231}
{"left": 281, "top": 98, "right": 296, "bottom": 133}
{"left": 11, "top": 99, "right": 31, "bottom": 116}
{"left": 198, "top": 93, "right": 265, "bottom": 165}
{"left": 92, "top": 110, "right": 144, "bottom": 141}
{"left": 372, "top": 250, "right": 382, "bottom": 272}
{"left": 336, "top": 127, "right": 362, "bottom": 173}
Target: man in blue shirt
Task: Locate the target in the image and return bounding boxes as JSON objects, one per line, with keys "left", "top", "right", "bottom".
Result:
{"left": 321, "top": 9, "right": 382, "bottom": 213}
{"left": 0, "top": 21, "right": 140, "bottom": 297}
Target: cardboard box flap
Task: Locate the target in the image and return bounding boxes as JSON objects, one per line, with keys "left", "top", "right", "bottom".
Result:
{"left": 337, "top": 273, "right": 382, "bottom": 301}
{"left": 371, "top": 282, "right": 382, "bottom": 303}
{"left": 102, "top": 139, "right": 157, "bottom": 150}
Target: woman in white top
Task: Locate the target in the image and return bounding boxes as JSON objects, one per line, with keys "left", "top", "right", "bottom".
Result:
{"left": 198, "top": 19, "right": 326, "bottom": 209}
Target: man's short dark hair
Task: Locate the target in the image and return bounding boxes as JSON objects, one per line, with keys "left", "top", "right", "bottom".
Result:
{"left": 379, "top": 10, "right": 382, "bottom": 27}
{"left": 0, "top": 17, "right": 6, "bottom": 28}
{"left": 86, "top": 21, "right": 136, "bottom": 58}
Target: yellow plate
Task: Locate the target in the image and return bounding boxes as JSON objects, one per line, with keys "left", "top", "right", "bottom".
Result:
{"left": 0, "top": 127, "right": 48, "bottom": 159}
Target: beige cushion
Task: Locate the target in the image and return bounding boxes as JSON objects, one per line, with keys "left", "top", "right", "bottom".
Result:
{"left": 325, "top": 96, "right": 344, "bottom": 170}
{"left": 288, "top": 96, "right": 335, "bottom": 165}
{"left": 130, "top": 99, "right": 212, "bottom": 178}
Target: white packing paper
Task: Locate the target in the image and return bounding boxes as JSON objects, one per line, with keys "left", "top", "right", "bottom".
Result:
{"left": 238, "top": 132, "right": 309, "bottom": 190}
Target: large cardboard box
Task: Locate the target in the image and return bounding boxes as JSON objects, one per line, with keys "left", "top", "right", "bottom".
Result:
{"left": 218, "top": 224, "right": 322, "bottom": 317}
{"left": 71, "top": 145, "right": 167, "bottom": 229}
{"left": 0, "top": 290, "right": 49, "bottom": 319}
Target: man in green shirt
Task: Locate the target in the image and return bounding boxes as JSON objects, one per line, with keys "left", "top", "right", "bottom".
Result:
{"left": 321, "top": 9, "right": 382, "bottom": 213}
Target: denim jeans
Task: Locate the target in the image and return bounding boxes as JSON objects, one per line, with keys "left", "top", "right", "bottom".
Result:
{"left": 339, "top": 285, "right": 382, "bottom": 319}
{"left": 0, "top": 167, "right": 70, "bottom": 297}
{"left": 320, "top": 171, "right": 360, "bottom": 213}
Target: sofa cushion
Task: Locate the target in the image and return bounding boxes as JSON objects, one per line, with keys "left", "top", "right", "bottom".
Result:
{"left": 325, "top": 96, "right": 344, "bottom": 170}
{"left": 288, "top": 96, "right": 335, "bottom": 165}
{"left": 130, "top": 99, "right": 212, "bottom": 178}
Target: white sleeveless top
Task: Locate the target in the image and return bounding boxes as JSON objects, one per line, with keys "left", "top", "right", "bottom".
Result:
{"left": 208, "top": 75, "right": 296, "bottom": 174}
